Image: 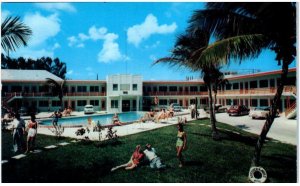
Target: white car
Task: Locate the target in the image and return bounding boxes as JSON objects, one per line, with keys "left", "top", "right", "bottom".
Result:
{"left": 249, "top": 107, "right": 270, "bottom": 119}
{"left": 84, "top": 105, "right": 94, "bottom": 114}
{"left": 170, "top": 103, "right": 182, "bottom": 112}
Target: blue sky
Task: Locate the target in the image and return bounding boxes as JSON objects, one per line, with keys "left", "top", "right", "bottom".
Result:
{"left": 1, "top": 2, "right": 296, "bottom": 80}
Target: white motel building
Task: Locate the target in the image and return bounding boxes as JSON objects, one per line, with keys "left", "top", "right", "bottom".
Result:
{"left": 1, "top": 68, "right": 296, "bottom": 117}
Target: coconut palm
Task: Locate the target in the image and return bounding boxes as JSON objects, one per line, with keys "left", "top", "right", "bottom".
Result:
{"left": 155, "top": 29, "right": 222, "bottom": 140}
{"left": 188, "top": 2, "right": 296, "bottom": 166}
{"left": 1, "top": 16, "right": 32, "bottom": 55}
{"left": 45, "top": 78, "right": 65, "bottom": 110}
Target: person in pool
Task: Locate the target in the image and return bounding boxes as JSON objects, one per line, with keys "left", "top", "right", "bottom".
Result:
{"left": 112, "top": 113, "right": 123, "bottom": 125}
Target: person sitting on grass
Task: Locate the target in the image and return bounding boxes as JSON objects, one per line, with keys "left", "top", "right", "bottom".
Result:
{"left": 143, "top": 143, "right": 166, "bottom": 170}
{"left": 112, "top": 113, "right": 124, "bottom": 125}
{"left": 111, "top": 145, "right": 145, "bottom": 172}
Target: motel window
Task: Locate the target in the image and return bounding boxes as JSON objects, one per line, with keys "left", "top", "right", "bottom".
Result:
{"left": 63, "top": 87, "right": 68, "bottom": 93}
{"left": 71, "top": 86, "right": 76, "bottom": 92}
{"left": 113, "top": 84, "right": 118, "bottom": 91}
{"left": 24, "top": 86, "right": 30, "bottom": 93}
{"left": 77, "top": 86, "right": 87, "bottom": 92}
{"left": 90, "top": 86, "right": 99, "bottom": 92}
{"left": 250, "top": 81, "right": 257, "bottom": 88}
{"left": 159, "top": 86, "right": 167, "bottom": 92}
{"left": 201, "top": 98, "right": 207, "bottom": 105}
{"left": 225, "top": 84, "right": 231, "bottom": 90}
{"left": 52, "top": 100, "right": 60, "bottom": 107}
{"left": 39, "top": 101, "right": 49, "bottom": 107}
{"left": 102, "top": 86, "right": 106, "bottom": 93}
{"left": 251, "top": 99, "right": 258, "bottom": 107}
{"left": 179, "top": 87, "right": 183, "bottom": 92}
{"left": 31, "top": 86, "right": 37, "bottom": 93}
{"left": 185, "top": 87, "right": 189, "bottom": 92}
{"left": 11, "top": 86, "right": 22, "bottom": 92}
{"left": 77, "top": 100, "right": 87, "bottom": 107}
{"left": 111, "top": 100, "right": 119, "bottom": 108}
{"left": 169, "top": 86, "right": 177, "bottom": 92}
{"left": 146, "top": 87, "right": 151, "bottom": 92}
{"left": 240, "top": 82, "right": 244, "bottom": 89}
{"left": 153, "top": 87, "right": 157, "bottom": 92}
{"left": 190, "top": 99, "right": 196, "bottom": 105}
{"left": 200, "top": 86, "right": 207, "bottom": 92}
{"left": 170, "top": 99, "right": 177, "bottom": 104}
{"left": 120, "top": 84, "right": 130, "bottom": 91}
{"left": 259, "top": 80, "right": 268, "bottom": 88}
{"left": 133, "top": 84, "right": 138, "bottom": 91}
{"left": 39, "top": 86, "right": 47, "bottom": 92}
{"left": 260, "top": 99, "right": 269, "bottom": 107}
{"left": 159, "top": 99, "right": 167, "bottom": 105}
{"left": 232, "top": 83, "right": 239, "bottom": 90}
{"left": 270, "top": 79, "right": 275, "bottom": 87}
{"left": 226, "top": 99, "right": 232, "bottom": 106}
{"left": 190, "top": 86, "right": 198, "bottom": 92}
{"left": 90, "top": 100, "right": 99, "bottom": 106}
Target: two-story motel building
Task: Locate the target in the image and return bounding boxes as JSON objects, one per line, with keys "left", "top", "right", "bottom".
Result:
{"left": 1, "top": 68, "right": 296, "bottom": 117}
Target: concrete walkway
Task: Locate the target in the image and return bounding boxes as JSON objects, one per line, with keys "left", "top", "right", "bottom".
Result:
{"left": 215, "top": 113, "right": 298, "bottom": 145}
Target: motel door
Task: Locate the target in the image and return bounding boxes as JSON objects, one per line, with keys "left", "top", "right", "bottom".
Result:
{"left": 122, "top": 100, "right": 130, "bottom": 112}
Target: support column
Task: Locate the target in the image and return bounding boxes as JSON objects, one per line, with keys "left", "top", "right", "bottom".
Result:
{"left": 281, "top": 98, "right": 285, "bottom": 112}
{"left": 136, "top": 96, "right": 139, "bottom": 111}
{"left": 119, "top": 96, "right": 122, "bottom": 113}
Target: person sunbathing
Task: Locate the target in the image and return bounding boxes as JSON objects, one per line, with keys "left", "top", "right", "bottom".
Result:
{"left": 155, "top": 109, "right": 168, "bottom": 123}
{"left": 139, "top": 109, "right": 156, "bottom": 123}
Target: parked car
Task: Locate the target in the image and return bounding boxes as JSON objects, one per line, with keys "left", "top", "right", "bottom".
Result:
{"left": 227, "top": 105, "right": 250, "bottom": 116}
{"left": 249, "top": 106, "right": 279, "bottom": 119}
{"left": 170, "top": 103, "right": 182, "bottom": 112}
{"left": 204, "top": 104, "right": 227, "bottom": 113}
{"left": 84, "top": 105, "right": 94, "bottom": 114}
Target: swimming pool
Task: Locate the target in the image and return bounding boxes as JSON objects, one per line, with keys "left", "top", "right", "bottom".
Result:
{"left": 39, "top": 112, "right": 145, "bottom": 126}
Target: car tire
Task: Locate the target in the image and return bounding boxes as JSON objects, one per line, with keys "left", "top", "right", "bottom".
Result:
{"left": 252, "top": 116, "right": 255, "bottom": 119}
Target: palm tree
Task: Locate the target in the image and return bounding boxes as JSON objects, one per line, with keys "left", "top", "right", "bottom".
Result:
{"left": 1, "top": 16, "right": 32, "bottom": 56}
{"left": 155, "top": 29, "right": 222, "bottom": 140}
{"left": 188, "top": 2, "right": 296, "bottom": 166}
{"left": 45, "top": 78, "right": 65, "bottom": 110}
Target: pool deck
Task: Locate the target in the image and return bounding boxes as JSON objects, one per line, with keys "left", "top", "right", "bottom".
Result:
{"left": 8, "top": 110, "right": 205, "bottom": 141}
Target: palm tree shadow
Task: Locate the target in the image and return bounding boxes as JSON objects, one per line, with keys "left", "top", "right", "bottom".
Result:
{"left": 218, "top": 130, "right": 257, "bottom": 146}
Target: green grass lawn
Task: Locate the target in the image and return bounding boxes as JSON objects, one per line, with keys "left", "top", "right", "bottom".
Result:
{"left": 1, "top": 119, "right": 297, "bottom": 183}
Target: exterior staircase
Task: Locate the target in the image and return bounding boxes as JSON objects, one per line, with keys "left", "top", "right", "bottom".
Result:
{"left": 284, "top": 86, "right": 297, "bottom": 119}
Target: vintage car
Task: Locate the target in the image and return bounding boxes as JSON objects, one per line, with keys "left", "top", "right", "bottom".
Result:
{"left": 249, "top": 106, "right": 278, "bottom": 119}
{"left": 227, "top": 105, "right": 250, "bottom": 116}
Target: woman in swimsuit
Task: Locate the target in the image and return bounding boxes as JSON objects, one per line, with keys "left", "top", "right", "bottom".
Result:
{"left": 25, "top": 114, "right": 38, "bottom": 153}
{"left": 176, "top": 123, "right": 187, "bottom": 167}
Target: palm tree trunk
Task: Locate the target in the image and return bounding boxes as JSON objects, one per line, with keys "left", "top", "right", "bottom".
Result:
{"left": 251, "top": 61, "right": 289, "bottom": 166}
{"left": 208, "top": 84, "right": 220, "bottom": 140}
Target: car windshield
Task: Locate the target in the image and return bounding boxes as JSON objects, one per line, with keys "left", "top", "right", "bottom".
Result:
{"left": 231, "top": 106, "right": 239, "bottom": 109}
{"left": 85, "top": 106, "right": 93, "bottom": 109}
{"left": 255, "top": 107, "right": 269, "bottom": 111}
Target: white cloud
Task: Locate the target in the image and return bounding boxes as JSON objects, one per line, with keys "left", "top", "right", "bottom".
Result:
{"left": 52, "top": 42, "right": 61, "bottom": 50}
{"left": 35, "top": 3, "right": 76, "bottom": 13}
{"left": 1, "top": 10, "right": 10, "bottom": 21}
{"left": 78, "top": 33, "right": 89, "bottom": 41}
{"left": 149, "top": 55, "right": 157, "bottom": 61}
{"left": 88, "top": 26, "right": 107, "bottom": 40}
{"left": 98, "top": 33, "right": 122, "bottom": 63}
{"left": 24, "top": 12, "right": 60, "bottom": 46}
{"left": 67, "top": 70, "right": 73, "bottom": 75}
{"left": 145, "top": 41, "right": 160, "bottom": 49}
{"left": 127, "top": 14, "right": 177, "bottom": 47}
{"left": 67, "top": 25, "right": 124, "bottom": 63}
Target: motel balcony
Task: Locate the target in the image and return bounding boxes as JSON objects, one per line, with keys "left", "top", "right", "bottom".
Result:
{"left": 2, "top": 92, "right": 107, "bottom": 101}
{"left": 143, "top": 91, "right": 208, "bottom": 96}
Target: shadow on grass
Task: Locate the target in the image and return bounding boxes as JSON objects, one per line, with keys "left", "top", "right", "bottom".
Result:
{"left": 219, "top": 130, "right": 257, "bottom": 146}
{"left": 94, "top": 140, "right": 123, "bottom": 148}
{"left": 184, "top": 160, "right": 204, "bottom": 167}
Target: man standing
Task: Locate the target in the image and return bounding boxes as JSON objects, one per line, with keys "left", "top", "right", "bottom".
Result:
{"left": 143, "top": 144, "right": 166, "bottom": 170}
{"left": 12, "top": 113, "right": 26, "bottom": 152}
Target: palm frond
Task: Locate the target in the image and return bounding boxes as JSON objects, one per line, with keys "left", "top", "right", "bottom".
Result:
{"left": 190, "top": 34, "right": 269, "bottom": 68}
{"left": 1, "top": 16, "right": 32, "bottom": 53}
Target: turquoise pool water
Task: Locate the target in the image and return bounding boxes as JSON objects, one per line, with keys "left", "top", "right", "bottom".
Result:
{"left": 40, "top": 112, "right": 145, "bottom": 126}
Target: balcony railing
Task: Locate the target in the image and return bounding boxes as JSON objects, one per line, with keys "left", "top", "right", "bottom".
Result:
{"left": 3, "top": 92, "right": 106, "bottom": 98}
{"left": 143, "top": 91, "right": 208, "bottom": 96}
